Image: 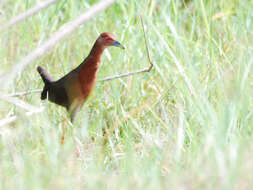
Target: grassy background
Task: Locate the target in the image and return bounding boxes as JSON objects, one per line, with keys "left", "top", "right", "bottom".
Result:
{"left": 1, "top": 0, "right": 253, "bottom": 189}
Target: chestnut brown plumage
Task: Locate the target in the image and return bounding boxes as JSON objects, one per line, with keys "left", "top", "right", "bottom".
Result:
{"left": 37, "top": 33, "right": 124, "bottom": 122}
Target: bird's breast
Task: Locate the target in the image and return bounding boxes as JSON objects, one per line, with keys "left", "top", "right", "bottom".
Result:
{"left": 78, "top": 63, "right": 99, "bottom": 100}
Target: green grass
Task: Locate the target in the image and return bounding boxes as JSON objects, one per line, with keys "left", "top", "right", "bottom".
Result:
{"left": 1, "top": 0, "right": 253, "bottom": 189}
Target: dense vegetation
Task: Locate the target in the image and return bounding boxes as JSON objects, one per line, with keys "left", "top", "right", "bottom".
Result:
{"left": 1, "top": 0, "right": 253, "bottom": 189}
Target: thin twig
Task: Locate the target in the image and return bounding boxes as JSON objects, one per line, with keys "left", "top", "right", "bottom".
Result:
{"left": 0, "top": 0, "right": 58, "bottom": 32}
{"left": 0, "top": 95, "right": 42, "bottom": 112}
{"left": 2, "top": 17, "right": 153, "bottom": 97}
{"left": 141, "top": 17, "right": 154, "bottom": 70}
{"left": 0, "top": 0, "right": 116, "bottom": 86}
{"left": 98, "top": 68, "right": 151, "bottom": 82}
{"left": 3, "top": 89, "right": 43, "bottom": 97}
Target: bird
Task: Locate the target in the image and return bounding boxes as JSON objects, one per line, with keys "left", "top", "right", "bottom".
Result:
{"left": 37, "top": 32, "right": 124, "bottom": 122}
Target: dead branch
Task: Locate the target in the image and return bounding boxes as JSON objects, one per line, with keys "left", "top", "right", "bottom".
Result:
{"left": 0, "top": 95, "right": 44, "bottom": 127}
{"left": 0, "top": 0, "right": 58, "bottom": 32}
{"left": 0, "top": 108, "right": 44, "bottom": 127}
{"left": 0, "top": 0, "right": 116, "bottom": 86}
{"left": 0, "top": 95, "right": 42, "bottom": 112}
{"left": 98, "top": 68, "right": 152, "bottom": 82}
{"left": 4, "top": 89, "right": 43, "bottom": 97}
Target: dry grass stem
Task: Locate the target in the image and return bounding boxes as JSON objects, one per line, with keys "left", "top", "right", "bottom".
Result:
{"left": 0, "top": 0, "right": 58, "bottom": 32}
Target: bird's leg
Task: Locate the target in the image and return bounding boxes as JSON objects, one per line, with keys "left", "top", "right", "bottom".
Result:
{"left": 73, "top": 135, "right": 83, "bottom": 158}
{"left": 61, "top": 118, "right": 67, "bottom": 145}
{"left": 63, "top": 111, "right": 83, "bottom": 157}
{"left": 61, "top": 118, "right": 82, "bottom": 157}
{"left": 69, "top": 101, "right": 83, "bottom": 123}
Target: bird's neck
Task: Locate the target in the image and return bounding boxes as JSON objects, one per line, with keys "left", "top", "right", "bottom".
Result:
{"left": 86, "top": 40, "right": 105, "bottom": 64}
{"left": 78, "top": 40, "right": 105, "bottom": 99}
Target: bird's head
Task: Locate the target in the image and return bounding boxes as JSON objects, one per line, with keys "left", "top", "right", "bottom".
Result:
{"left": 97, "top": 32, "right": 125, "bottom": 49}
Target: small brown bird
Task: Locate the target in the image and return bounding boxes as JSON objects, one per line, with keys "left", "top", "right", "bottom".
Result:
{"left": 37, "top": 33, "right": 124, "bottom": 122}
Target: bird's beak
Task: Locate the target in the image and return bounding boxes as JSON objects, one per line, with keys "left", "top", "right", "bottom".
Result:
{"left": 112, "top": 41, "right": 125, "bottom": 49}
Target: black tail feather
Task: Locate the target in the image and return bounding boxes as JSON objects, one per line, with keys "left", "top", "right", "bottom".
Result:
{"left": 37, "top": 66, "right": 54, "bottom": 84}
{"left": 37, "top": 66, "right": 54, "bottom": 100}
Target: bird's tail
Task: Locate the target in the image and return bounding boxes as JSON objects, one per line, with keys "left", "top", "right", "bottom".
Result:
{"left": 37, "top": 66, "right": 54, "bottom": 100}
